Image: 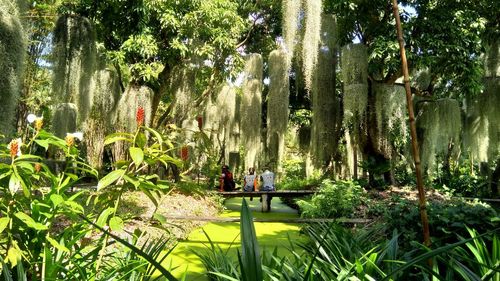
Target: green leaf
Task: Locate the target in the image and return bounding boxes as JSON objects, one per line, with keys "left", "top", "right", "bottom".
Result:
{"left": 34, "top": 139, "right": 50, "bottom": 151}
{"left": 123, "top": 174, "right": 140, "bottom": 188}
{"left": 143, "top": 126, "right": 163, "bottom": 145}
{"left": 46, "top": 235, "right": 70, "bottom": 253}
{"left": 15, "top": 212, "right": 48, "bottom": 230}
{"left": 0, "top": 169, "right": 12, "bottom": 180}
{"left": 96, "top": 207, "right": 115, "bottom": 228}
{"left": 97, "top": 169, "right": 125, "bottom": 191}
{"left": 7, "top": 247, "right": 22, "bottom": 267}
{"left": 12, "top": 167, "right": 29, "bottom": 197}
{"left": 129, "top": 147, "right": 144, "bottom": 166}
{"left": 109, "top": 216, "right": 124, "bottom": 232}
{"left": 104, "top": 132, "right": 134, "bottom": 145}
{"left": 63, "top": 201, "right": 84, "bottom": 214}
{"left": 239, "top": 198, "right": 262, "bottom": 281}
{"left": 135, "top": 132, "right": 147, "bottom": 148}
{"left": 0, "top": 217, "right": 10, "bottom": 233}
{"left": 50, "top": 194, "right": 64, "bottom": 207}
{"left": 9, "top": 173, "right": 21, "bottom": 194}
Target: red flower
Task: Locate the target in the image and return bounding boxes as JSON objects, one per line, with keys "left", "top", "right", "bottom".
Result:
{"left": 196, "top": 116, "right": 203, "bottom": 130}
{"left": 136, "top": 107, "right": 145, "bottom": 127}
{"left": 180, "top": 146, "right": 189, "bottom": 161}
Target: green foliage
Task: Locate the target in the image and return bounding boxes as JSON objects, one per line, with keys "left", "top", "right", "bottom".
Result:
{"left": 281, "top": 158, "right": 306, "bottom": 181}
{"left": 0, "top": 114, "right": 182, "bottom": 279}
{"left": 297, "top": 180, "right": 364, "bottom": 218}
{"left": 433, "top": 164, "right": 490, "bottom": 197}
{"left": 0, "top": 127, "right": 98, "bottom": 277}
{"left": 375, "top": 195, "right": 499, "bottom": 250}
{"left": 239, "top": 199, "right": 263, "bottom": 281}
{"left": 196, "top": 230, "right": 240, "bottom": 281}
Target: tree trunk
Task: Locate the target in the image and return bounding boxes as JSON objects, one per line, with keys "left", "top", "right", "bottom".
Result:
{"left": 392, "top": 0, "right": 431, "bottom": 247}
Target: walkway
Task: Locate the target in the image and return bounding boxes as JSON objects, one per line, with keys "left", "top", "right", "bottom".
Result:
{"left": 165, "top": 197, "right": 308, "bottom": 280}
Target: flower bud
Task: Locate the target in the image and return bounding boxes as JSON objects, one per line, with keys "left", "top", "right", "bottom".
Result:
{"left": 136, "top": 107, "right": 145, "bottom": 127}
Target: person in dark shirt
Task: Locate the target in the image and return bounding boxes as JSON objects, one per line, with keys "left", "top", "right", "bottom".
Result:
{"left": 219, "top": 165, "right": 235, "bottom": 191}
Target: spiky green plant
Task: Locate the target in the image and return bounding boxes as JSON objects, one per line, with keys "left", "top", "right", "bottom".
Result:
{"left": 0, "top": 0, "right": 25, "bottom": 136}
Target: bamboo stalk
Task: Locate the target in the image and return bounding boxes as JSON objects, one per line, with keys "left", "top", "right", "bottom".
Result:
{"left": 391, "top": 0, "right": 431, "bottom": 247}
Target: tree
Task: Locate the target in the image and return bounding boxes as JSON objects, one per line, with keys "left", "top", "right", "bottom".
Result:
{"left": 65, "top": 0, "right": 247, "bottom": 127}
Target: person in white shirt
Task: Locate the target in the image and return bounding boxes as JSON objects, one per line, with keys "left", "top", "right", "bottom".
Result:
{"left": 260, "top": 168, "right": 275, "bottom": 191}
{"left": 259, "top": 167, "right": 275, "bottom": 210}
{"left": 243, "top": 167, "right": 258, "bottom": 201}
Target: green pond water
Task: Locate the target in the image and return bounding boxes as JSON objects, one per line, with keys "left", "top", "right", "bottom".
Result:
{"left": 166, "top": 197, "right": 309, "bottom": 280}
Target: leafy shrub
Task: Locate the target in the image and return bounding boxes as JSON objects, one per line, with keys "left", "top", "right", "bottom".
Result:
{"left": 378, "top": 195, "right": 499, "bottom": 249}
{"left": 278, "top": 176, "right": 321, "bottom": 191}
{"left": 297, "top": 180, "right": 365, "bottom": 218}
{"left": 281, "top": 158, "right": 306, "bottom": 180}
{"left": 434, "top": 172, "right": 489, "bottom": 197}
{"left": 0, "top": 112, "right": 180, "bottom": 279}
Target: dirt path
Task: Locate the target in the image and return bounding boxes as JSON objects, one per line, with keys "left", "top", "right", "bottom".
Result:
{"left": 166, "top": 197, "right": 308, "bottom": 280}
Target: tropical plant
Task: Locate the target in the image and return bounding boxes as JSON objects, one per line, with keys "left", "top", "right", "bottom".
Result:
{"left": 297, "top": 180, "right": 365, "bottom": 218}
{"left": 0, "top": 118, "right": 99, "bottom": 278}
{"left": 0, "top": 110, "right": 183, "bottom": 280}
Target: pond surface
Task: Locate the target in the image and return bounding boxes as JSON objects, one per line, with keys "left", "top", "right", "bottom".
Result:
{"left": 166, "top": 197, "right": 308, "bottom": 280}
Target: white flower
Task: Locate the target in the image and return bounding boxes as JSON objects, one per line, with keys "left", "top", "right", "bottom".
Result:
{"left": 27, "top": 114, "right": 37, "bottom": 123}
{"left": 72, "top": 132, "right": 83, "bottom": 141}
{"left": 66, "top": 132, "right": 84, "bottom": 141}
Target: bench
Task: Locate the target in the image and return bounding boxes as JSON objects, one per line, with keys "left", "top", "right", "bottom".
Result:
{"left": 219, "top": 190, "right": 315, "bottom": 212}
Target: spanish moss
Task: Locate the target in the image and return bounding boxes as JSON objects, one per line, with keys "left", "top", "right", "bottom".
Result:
{"left": 52, "top": 103, "right": 77, "bottom": 138}
{"left": 301, "top": 0, "right": 322, "bottom": 90}
{"left": 311, "top": 14, "right": 340, "bottom": 168}
{"left": 0, "top": 0, "right": 25, "bottom": 136}
{"left": 417, "top": 98, "right": 462, "bottom": 174}
{"left": 341, "top": 44, "right": 368, "bottom": 126}
{"left": 84, "top": 57, "right": 121, "bottom": 169}
{"left": 267, "top": 49, "right": 289, "bottom": 172}
{"left": 170, "top": 65, "right": 197, "bottom": 127}
{"left": 282, "top": 0, "right": 301, "bottom": 65}
{"left": 213, "top": 84, "right": 240, "bottom": 164}
{"left": 52, "top": 14, "right": 97, "bottom": 124}
{"left": 373, "top": 83, "right": 407, "bottom": 157}
{"left": 241, "top": 53, "right": 263, "bottom": 170}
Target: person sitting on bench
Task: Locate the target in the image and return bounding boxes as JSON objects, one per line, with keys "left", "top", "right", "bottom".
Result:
{"left": 219, "top": 165, "right": 235, "bottom": 191}
{"left": 259, "top": 167, "right": 275, "bottom": 209}
{"left": 243, "top": 167, "right": 258, "bottom": 200}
